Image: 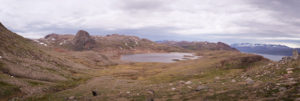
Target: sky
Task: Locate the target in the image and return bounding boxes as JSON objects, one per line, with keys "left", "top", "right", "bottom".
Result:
{"left": 0, "top": 0, "right": 300, "bottom": 48}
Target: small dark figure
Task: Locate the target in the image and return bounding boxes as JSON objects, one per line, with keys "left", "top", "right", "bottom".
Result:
{"left": 147, "top": 89, "right": 155, "bottom": 101}
{"left": 147, "top": 98, "right": 154, "bottom": 101}
{"left": 92, "top": 91, "right": 97, "bottom": 96}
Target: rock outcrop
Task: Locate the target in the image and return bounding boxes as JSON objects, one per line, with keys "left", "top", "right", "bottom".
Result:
{"left": 280, "top": 49, "right": 299, "bottom": 63}
{"left": 292, "top": 49, "right": 299, "bottom": 60}
{"left": 72, "top": 30, "right": 96, "bottom": 51}
{"left": 44, "top": 33, "right": 59, "bottom": 39}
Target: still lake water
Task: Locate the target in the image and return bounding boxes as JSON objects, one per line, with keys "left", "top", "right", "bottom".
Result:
{"left": 121, "top": 52, "right": 285, "bottom": 63}
{"left": 121, "top": 53, "right": 200, "bottom": 63}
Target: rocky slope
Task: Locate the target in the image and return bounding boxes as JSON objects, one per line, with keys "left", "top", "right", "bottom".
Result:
{"left": 72, "top": 30, "right": 96, "bottom": 51}
{"left": 29, "top": 50, "right": 279, "bottom": 101}
{"left": 0, "top": 22, "right": 94, "bottom": 100}
{"left": 45, "top": 50, "right": 300, "bottom": 101}
{"left": 0, "top": 22, "right": 76, "bottom": 81}
{"left": 38, "top": 33, "right": 183, "bottom": 57}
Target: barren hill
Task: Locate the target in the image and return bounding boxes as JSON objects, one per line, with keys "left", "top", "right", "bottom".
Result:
{"left": 38, "top": 33, "right": 183, "bottom": 56}
{"left": 0, "top": 22, "right": 93, "bottom": 100}
{"left": 158, "top": 41, "right": 238, "bottom": 51}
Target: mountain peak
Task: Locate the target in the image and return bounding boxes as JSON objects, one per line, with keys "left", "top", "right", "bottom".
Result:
{"left": 231, "top": 43, "right": 299, "bottom": 56}
{"left": 76, "top": 30, "right": 90, "bottom": 37}
{"left": 72, "top": 30, "right": 96, "bottom": 51}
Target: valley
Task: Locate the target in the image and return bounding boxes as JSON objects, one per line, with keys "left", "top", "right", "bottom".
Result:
{"left": 1, "top": 22, "right": 300, "bottom": 101}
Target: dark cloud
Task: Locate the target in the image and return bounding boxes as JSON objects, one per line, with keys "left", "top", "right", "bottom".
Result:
{"left": 248, "top": 0, "right": 300, "bottom": 30}
{"left": 250, "top": 0, "right": 300, "bottom": 17}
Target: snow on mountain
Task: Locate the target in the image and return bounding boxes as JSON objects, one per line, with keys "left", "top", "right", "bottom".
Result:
{"left": 231, "top": 43, "right": 299, "bottom": 56}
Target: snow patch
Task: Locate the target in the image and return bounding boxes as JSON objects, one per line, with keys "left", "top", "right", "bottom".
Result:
{"left": 232, "top": 43, "right": 289, "bottom": 48}
{"left": 59, "top": 40, "right": 67, "bottom": 45}
{"left": 39, "top": 42, "right": 48, "bottom": 46}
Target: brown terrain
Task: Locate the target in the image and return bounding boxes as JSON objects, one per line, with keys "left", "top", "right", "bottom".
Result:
{"left": 1, "top": 22, "right": 300, "bottom": 101}
{"left": 158, "top": 41, "right": 238, "bottom": 51}
{"left": 38, "top": 32, "right": 182, "bottom": 58}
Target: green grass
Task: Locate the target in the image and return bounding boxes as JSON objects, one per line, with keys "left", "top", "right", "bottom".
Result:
{"left": 25, "top": 74, "right": 91, "bottom": 101}
{"left": 0, "top": 81, "right": 21, "bottom": 99}
{"left": 27, "top": 80, "right": 44, "bottom": 86}
{"left": 6, "top": 50, "right": 285, "bottom": 100}
{"left": 0, "top": 61, "right": 4, "bottom": 71}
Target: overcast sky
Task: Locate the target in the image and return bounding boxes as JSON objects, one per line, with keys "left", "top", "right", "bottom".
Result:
{"left": 1, "top": 0, "right": 300, "bottom": 47}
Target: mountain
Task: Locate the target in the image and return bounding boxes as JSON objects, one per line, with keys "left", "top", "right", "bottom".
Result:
{"left": 38, "top": 33, "right": 182, "bottom": 56}
{"left": 231, "top": 43, "right": 300, "bottom": 56}
{"left": 0, "top": 22, "right": 71, "bottom": 81}
{"left": 157, "top": 40, "right": 238, "bottom": 51}
{"left": 72, "top": 30, "right": 96, "bottom": 51}
{"left": 0, "top": 22, "right": 95, "bottom": 99}
{"left": 2, "top": 22, "right": 300, "bottom": 101}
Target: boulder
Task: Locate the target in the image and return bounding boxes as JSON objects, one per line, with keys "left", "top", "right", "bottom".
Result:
{"left": 292, "top": 50, "right": 299, "bottom": 60}
{"left": 68, "top": 96, "right": 75, "bottom": 100}
{"left": 246, "top": 78, "right": 254, "bottom": 84}
{"left": 195, "top": 85, "right": 208, "bottom": 91}
{"left": 185, "top": 81, "right": 192, "bottom": 85}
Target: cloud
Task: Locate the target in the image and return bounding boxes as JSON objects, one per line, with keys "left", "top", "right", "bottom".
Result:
{"left": 0, "top": 0, "right": 299, "bottom": 47}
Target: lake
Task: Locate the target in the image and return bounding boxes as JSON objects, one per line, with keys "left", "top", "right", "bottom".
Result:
{"left": 121, "top": 52, "right": 201, "bottom": 63}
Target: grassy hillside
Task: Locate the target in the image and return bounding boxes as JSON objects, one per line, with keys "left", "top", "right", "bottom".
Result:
{"left": 28, "top": 50, "right": 300, "bottom": 101}
{"left": 26, "top": 51, "right": 277, "bottom": 101}
{"left": 0, "top": 23, "right": 95, "bottom": 100}
{"left": 159, "top": 41, "right": 238, "bottom": 51}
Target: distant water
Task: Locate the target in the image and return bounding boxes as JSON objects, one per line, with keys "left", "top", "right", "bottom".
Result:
{"left": 246, "top": 52, "right": 286, "bottom": 61}
{"left": 121, "top": 53, "right": 200, "bottom": 63}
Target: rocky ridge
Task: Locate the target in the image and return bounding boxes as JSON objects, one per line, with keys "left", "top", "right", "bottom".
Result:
{"left": 158, "top": 41, "right": 238, "bottom": 51}
{"left": 72, "top": 30, "right": 96, "bottom": 51}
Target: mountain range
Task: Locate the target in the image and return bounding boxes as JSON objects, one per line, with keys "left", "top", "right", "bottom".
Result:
{"left": 231, "top": 43, "right": 300, "bottom": 56}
